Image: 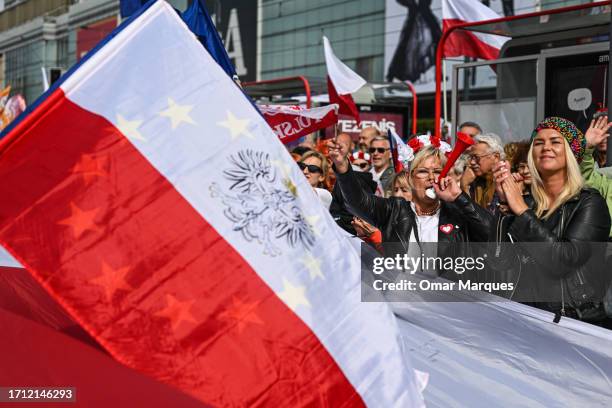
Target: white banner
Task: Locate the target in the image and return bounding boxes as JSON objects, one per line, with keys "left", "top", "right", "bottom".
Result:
{"left": 395, "top": 298, "right": 612, "bottom": 406}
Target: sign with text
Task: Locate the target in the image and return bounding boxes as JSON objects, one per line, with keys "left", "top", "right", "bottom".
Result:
{"left": 325, "top": 111, "right": 404, "bottom": 140}
{"left": 204, "top": 0, "right": 258, "bottom": 82}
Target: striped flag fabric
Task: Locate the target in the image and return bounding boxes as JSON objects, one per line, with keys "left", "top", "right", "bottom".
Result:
{"left": 0, "top": 1, "right": 423, "bottom": 406}
{"left": 442, "top": 0, "right": 509, "bottom": 60}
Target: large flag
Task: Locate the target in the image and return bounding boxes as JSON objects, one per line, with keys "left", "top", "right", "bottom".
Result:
{"left": 120, "top": 0, "right": 148, "bottom": 19}
{"left": 323, "top": 36, "right": 366, "bottom": 123}
{"left": 0, "top": 1, "right": 423, "bottom": 406}
{"left": 442, "top": 0, "right": 509, "bottom": 60}
{"left": 181, "top": 0, "right": 238, "bottom": 80}
{"left": 259, "top": 104, "right": 338, "bottom": 145}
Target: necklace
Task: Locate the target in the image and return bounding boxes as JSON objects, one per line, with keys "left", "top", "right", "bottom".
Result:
{"left": 416, "top": 203, "right": 440, "bottom": 216}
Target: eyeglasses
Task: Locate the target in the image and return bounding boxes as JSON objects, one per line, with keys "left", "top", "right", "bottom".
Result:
{"left": 516, "top": 163, "right": 529, "bottom": 172}
{"left": 355, "top": 162, "right": 369, "bottom": 169}
{"left": 368, "top": 147, "right": 390, "bottom": 154}
{"left": 412, "top": 168, "right": 442, "bottom": 179}
{"left": 468, "top": 153, "right": 493, "bottom": 163}
{"left": 298, "top": 162, "right": 323, "bottom": 173}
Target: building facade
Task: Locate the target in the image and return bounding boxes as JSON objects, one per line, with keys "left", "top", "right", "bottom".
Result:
{"left": 0, "top": 0, "right": 391, "bottom": 104}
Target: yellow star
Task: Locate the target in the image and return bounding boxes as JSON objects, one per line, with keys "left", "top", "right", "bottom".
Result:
{"left": 218, "top": 297, "right": 264, "bottom": 333}
{"left": 116, "top": 114, "right": 145, "bottom": 141}
{"left": 155, "top": 294, "right": 198, "bottom": 331}
{"left": 57, "top": 203, "right": 100, "bottom": 239}
{"left": 91, "top": 262, "right": 132, "bottom": 302}
{"left": 217, "top": 111, "right": 253, "bottom": 139}
{"left": 159, "top": 98, "right": 196, "bottom": 129}
{"left": 301, "top": 253, "right": 325, "bottom": 281}
{"left": 305, "top": 215, "right": 322, "bottom": 238}
{"left": 271, "top": 158, "right": 293, "bottom": 178}
{"left": 277, "top": 278, "right": 310, "bottom": 311}
{"left": 284, "top": 178, "right": 298, "bottom": 197}
{"left": 71, "top": 153, "right": 108, "bottom": 185}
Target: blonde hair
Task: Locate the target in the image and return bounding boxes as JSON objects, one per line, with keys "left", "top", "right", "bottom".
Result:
{"left": 408, "top": 146, "right": 447, "bottom": 188}
{"left": 300, "top": 150, "right": 329, "bottom": 188}
{"left": 528, "top": 139, "right": 584, "bottom": 219}
{"left": 391, "top": 171, "right": 410, "bottom": 189}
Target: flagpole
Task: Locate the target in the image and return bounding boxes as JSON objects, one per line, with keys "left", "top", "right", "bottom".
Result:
{"left": 442, "top": 60, "right": 448, "bottom": 138}
{"left": 607, "top": 7, "right": 612, "bottom": 166}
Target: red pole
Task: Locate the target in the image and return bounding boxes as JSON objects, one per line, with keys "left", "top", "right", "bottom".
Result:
{"left": 405, "top": 81, "right": 418, "bottom": 135}
{"left": 434, "top": 29, "right": 451, "bottom": 139}
{"left": 433, "top": 0, "right": 611, "bottom": 139}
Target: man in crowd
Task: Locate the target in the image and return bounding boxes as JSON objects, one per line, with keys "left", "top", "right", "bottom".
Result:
{"left": 464, "top": 133, "right": 504, "bottom": 212}
{"left": 330, "top": 132, "right": 377, "bottom": 234}
{"left": 358, "top": 127, "right": 381, "bottom": 153}
{"left": 369, "top": 136, "right": 395, "bottom": 197}
{"left": 459, "top": 121, "right": 482, "bottom": 138}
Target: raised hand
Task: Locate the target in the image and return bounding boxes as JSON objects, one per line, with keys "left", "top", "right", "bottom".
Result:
{"left": 585, "top": 115, "right": 612, "bottom": 148}
{"left": 326, "top": 139, "right": 350, "bottom": 173}
{"left": 492, "top": 161, "right": 511, "bottom": 202}
{"left": 501, "top": 175, "right": 529, "bottom": 216}
{"left": 433, "top": 176, "right": 461, "bottom": 202}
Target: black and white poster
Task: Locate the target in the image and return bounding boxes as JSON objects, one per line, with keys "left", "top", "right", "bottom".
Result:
{"left": 204, "top": 0, "right": 259, "bottom": 82}
{"left": 384, "top": 0, "right": 531, "bottom": 92}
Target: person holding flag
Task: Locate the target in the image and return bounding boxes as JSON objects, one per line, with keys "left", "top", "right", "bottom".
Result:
{"left": 327, "top": 136, "right": 493, "bottom": 261}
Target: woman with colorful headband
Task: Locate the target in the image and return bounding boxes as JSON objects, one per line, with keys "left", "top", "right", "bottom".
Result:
{"left": 492, "top": 117, "right": 611, "bottom": 323}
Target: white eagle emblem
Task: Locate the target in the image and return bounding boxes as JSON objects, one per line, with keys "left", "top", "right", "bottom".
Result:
{"left": 210, "top": 149, "right": 315, "bottom": 256}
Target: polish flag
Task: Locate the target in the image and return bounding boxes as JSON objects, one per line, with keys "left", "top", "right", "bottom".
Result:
{"left": 259, "top": 104, "right": 338, "bottom": 144}
{"left": 442, "top": 0, "right": 509, "bottom": 60}
{"left": 0, "top": 1, "right": 423, "bottom": 406}
{"left": 323, "top": 36, "right": 366, "bottom": 123}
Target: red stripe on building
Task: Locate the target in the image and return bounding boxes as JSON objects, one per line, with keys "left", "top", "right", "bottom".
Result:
{"left": 0, "top": 90, "right": 364, "bottom": 407}
{"left": 443, "top": 19, "right": 501, "bottom": 60}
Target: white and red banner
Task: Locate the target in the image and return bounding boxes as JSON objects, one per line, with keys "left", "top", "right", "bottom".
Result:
{"left": 442, "top": 0, "right": 509, "bottom": 60}
{"left": 259, "top": 104, "right": 338, "bottom": 144}
{"left": 0, "top": 2, "right": 423, "bottom": 406}
{"left": 323, "top": 36, "right": 366, "bottom": 123}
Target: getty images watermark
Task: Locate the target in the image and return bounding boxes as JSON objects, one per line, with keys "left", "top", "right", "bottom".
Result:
{"left": 360, "top": 242, "right": 611, "bottom": 303}
{"left": 371, "top": 252, "right": 514, "bottom": 293}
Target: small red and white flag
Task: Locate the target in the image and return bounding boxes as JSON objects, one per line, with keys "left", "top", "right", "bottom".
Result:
{"left": 0, "top": 2, "right": 423, "bottom": 406}
{"left": 442, "top": 0, "right": 509, "bottom": 60}
{"left": 259, "top": 104, "right": 338, "bottom": 144}
{"left": 323, "top": 36, "right": 366, "bottom": 123}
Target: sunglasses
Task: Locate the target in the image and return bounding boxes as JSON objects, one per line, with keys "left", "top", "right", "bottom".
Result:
{"left": 368, "top": 147, "right": 389, "bottom": 154}
{"left": 298, "top": 162, "right": 323, "bottom": 173}
{"left": 356, "top": 162, "right": 369, "bottom": 169}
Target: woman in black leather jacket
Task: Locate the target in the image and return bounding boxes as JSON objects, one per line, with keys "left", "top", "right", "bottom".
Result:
{"left": 327, "top": 140, "right": 493, "bottom": 279}
{"left": 492, "top": 117, "right": 611, "bottom": 322}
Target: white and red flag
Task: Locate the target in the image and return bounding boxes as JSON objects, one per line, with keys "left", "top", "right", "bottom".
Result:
{"left": 323, "top": 36, "right": 366, "bottom": 123}
{"left": 442, "top": 0, "right": 509, "bottom": 60}
{"left": 259, "top": 104, "right": 338, "bottom": 144}
{"left": 0, "top": 1, "right": 423, "bottom": 406}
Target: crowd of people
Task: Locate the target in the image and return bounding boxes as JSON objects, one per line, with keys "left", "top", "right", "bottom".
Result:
{"left": 289, "top": 116, "right": 612, "bottom": 328}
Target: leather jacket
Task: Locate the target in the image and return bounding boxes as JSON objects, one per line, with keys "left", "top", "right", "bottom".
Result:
{"left": 334, "top": 165, "right": 493, "bottom": 249}
{"left": 491, "top": 188, "right": 611, "bottom": 320}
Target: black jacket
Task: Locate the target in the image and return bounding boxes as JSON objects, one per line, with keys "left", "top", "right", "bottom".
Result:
{"left": 330, "top": 170, "right": 377, "bottom": 235}
{"left": 335, "top": 166, "right": 493, "bottom": 248}
{"left": 491, "top": 188, "right": 611, "bottom": 320}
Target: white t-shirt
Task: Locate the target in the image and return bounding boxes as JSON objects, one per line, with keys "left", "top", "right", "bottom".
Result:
{"left": 409, "top": 202, "right": 440, "bottom": 244}
{"left": 370, "top": 167, "right": 387, "bottom": 197}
